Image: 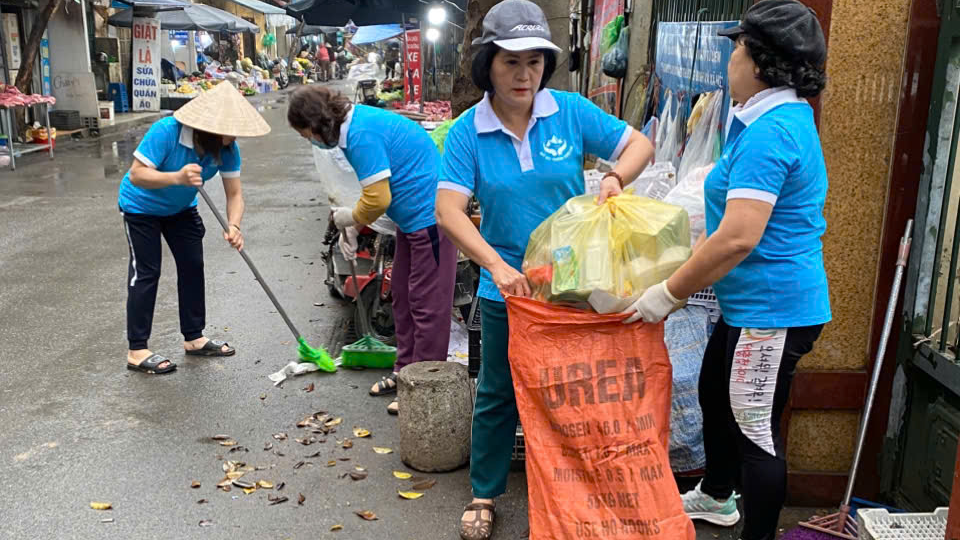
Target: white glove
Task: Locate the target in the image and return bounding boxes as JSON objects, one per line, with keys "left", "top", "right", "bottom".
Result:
{"left": 621, "top": 281, "right": 680, "bottom": 324}
{"left": 338, "top": 226, "right": 359, "bottom": 261}
{"left": 332, "top": 207, "right": 357, "bottom": 230}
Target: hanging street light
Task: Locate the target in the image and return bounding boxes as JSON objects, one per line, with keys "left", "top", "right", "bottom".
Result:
{"left": 428, "top": 6, "right": 447, "bottom": 26}
{"left": 426, "top": 27, "right": 441, "bottom": 42}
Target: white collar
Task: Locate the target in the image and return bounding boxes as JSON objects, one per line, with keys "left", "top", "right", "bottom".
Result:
{"left": 731, "top": 87, "right": 805, "bottom": 128}
{"left": 473, "top": 89, "right": 559, "bottom": 136}
{"left": 179, "top": 123, "right": 194, "bottom": 149}
{"left": 339, "top": 105, "right": 355, "bottom": 149}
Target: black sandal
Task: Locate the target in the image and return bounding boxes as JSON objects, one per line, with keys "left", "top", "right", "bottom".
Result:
{"left": 185, "top": 339, "right": 235, "bottom": 357}
{"left": 127, "top": 354, "right": 177, "bottom": 375}
{"left": 369, "top": 372, "right": 398, "bottom": 396}
{"left": 460, "top": 502, "right": 495, "bottom": 540}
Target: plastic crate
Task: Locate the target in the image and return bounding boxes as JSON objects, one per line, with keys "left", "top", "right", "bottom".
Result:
{"left": 857, "top": 507, "right": 947, "bottom": 540}
{"left": 688, "top": 287, "right": 717, "bottom": 308}
{"left": 49, "top": 110, "right": 83, "bottom": 130}
{"left": 82, "top": 116, "right": 102, "bottom": 130}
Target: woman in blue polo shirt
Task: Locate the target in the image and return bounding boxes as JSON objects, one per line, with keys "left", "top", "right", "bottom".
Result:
{"left": 287, "top": 85, "right": 457, "bottom": 416}
{"left": 622, "top": 2, "right": 831, "bottom": 539}
{"left": 119, "top": 82, "right": 270, "bottom": 375}
{"left": 434, "top": 1, "right": 655, "bottom": 537}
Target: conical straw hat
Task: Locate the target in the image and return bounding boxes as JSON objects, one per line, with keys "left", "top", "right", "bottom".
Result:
{"left": 173, "top": 81, "right": 271, "bottom": 138}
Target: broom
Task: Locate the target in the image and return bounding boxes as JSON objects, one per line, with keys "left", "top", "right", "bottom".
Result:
{"left": 339, "top": 259, "right": 397, "bottom": 369}
{"left": 197, "top": 185, "right": 336, "bottom": 372}
{"left": 795, "top": 219, "right": 913, "bottom": 540}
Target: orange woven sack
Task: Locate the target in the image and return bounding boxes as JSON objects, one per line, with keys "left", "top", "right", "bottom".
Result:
{"left": 507, "top": 297, "right": 696, "bottom": 540}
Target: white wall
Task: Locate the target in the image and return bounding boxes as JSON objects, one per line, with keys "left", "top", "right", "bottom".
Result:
{"left": 47, "top": 0, "right": 98, "bottom": 117}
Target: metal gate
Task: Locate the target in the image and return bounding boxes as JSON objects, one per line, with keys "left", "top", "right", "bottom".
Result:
{"left": 891, "top": 0, "right": 960, "bottom": 511}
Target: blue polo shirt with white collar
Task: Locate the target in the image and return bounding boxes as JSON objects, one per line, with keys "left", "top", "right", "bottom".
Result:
{"left": 338, "top": 104, "right": 439, "bottom": 234}
{"left": 705, "top": 87, "right": 832, "bottom": 328}
{"left": 439, "top": 89, "right": 631, "bottom": 302}
{"left": 118, "top": 116, "right": 241, "bottom": 216}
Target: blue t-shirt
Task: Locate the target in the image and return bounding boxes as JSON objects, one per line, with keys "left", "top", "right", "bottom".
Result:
{"left": 705, "top": 90, "right": 832, "bottom": 328}
{"left": 118, "top": 117, "right": 242, "bottom": 216}
{"left": 438, "top": 90, "right": 631, "bottom": 302}
{"left": 340, "top": 105, "right": 439, "bottom": 234}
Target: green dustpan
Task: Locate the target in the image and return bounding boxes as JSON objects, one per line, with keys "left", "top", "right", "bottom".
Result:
{"left": 342, "top": 260, "right": 397, "bottom": 369}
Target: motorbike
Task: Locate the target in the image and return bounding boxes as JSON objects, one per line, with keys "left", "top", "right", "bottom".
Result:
{"left": 322, "top": 215, "right": 478, "bottom": 345}
{"left": 271, "top": 59, "right": 289, "bottom": 90}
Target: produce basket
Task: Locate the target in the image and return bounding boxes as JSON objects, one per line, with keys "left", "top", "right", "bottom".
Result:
{"left": 856, "top": 507, "right": 947, "bottom": 540}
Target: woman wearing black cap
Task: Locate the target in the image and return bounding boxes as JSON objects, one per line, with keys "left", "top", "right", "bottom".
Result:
{"left": 435, "top": 0, "right": 656, "bottom": 538}
{"left": 621, "top": 1, "right": 830, "bottom": 539}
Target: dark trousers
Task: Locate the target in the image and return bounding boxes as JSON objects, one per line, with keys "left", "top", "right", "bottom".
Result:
{"left": 123, "top": 208, "right": 206, "bottom": 350}
{"left": 698, "top": 318, "right": 824, "bottom": 540}
{"left": 392, "top": 224, "right": 457, "bottom": 371}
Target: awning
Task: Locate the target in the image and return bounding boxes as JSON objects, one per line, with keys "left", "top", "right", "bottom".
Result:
{"left": 224, "top": 0, "right": 297, "bottom": 27}
{"left": 285, "top": 0, "right": 421, "bottom": 27}
{"left": 351, "top": 24, "right": 404, "bottom": 45}
{"left": 285, "top": 24, "right": 339, "bottom": 35}
{"left": 111, "top": 0, "right": 189, "bottom": 12}
{"left": 109, "top": 4, "right": 260, "bottom": 33}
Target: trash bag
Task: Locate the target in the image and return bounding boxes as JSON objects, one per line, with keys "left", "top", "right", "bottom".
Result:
{"left": 312, "top": 145, "right": 397, "bottom": 236}
{"left": 506, "top": 297, "right": 697, "bottom": 540}
{"left": 654, "top": 92, "right": 681, "bottom": 168}
{"left": 601, "top": 14, "right": 625, "bottom": 53}
{"left": 521, "top": 193, "right": 690, "bottom": 311}
{"left": 663, "top": 164, "right": 713, "bottom": 246}
{"left": 602, "top": 26, "right": 629, "bottom": 79}
{"left": 677, "top": 91, "right": 722, "bottom": 183}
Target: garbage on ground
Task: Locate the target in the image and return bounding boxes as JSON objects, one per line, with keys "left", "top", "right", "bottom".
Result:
{"left": 522, "top": 193, "right": 691, "bottom": 313}
{"left": 268, "top": 360, "right": 321, "bottom": 386}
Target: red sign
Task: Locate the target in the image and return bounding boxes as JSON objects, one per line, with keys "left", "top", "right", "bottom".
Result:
{"left": 587, "top": 0, "right": 624, "bottom": 116}
{"left": 402, "top": 29, "right": 422, "bottom": 104}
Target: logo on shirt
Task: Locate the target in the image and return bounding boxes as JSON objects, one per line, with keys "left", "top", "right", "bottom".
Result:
{"left": 511, "top": 24, "right": 544, "bottom": 32}
{"left": 540, "top": 135, "right": 572, "bottom": 162}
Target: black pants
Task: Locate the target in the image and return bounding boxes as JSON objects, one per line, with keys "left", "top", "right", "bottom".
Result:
{"left": 123, "top": 208, "right": 206, "bottom": 350}
{"left": 698, "top": 318, "right": 824, "bottom": 540}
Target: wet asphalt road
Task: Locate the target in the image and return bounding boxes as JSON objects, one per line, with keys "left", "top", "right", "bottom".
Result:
{"left": 0, "top": 84, "right": 751, "bottom": 539}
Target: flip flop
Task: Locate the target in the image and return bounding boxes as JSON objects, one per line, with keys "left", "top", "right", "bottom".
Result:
{"left": 387, "top": 398, "right": 399, "bottom": 415}
{"left": 185, "top": 339, "right": 235, "bottom": 357}
{"left": 369, "top": 372, "right": 398, "bottom": 396}
{"left": 127, "top": 354, "right": 177, "bottom": 375}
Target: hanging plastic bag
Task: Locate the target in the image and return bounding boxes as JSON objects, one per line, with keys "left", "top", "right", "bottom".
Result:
{"left": 522, "top": 193, "right": 690, "bottom": 311}
{"left": 506, "top": 297, "right": 697, "bottom": 540}
{"left": 627, "top": 162, "right": 676, "bottom": 202}
{"left": 601, "top": 14, "right": 625, "bottom": 53}
{"left": 313, "top": 146, "right": 396, "bottom": 235}
{"left": 677, "top": 91, "right": 722, "bottom": 183}
{"left": 602, "top": 26, "right": 630, "bottom": 79}
{"left": 655, "top": 92, "right": 681, "bottom": 168}
{"left": 663, "top": 164, "right": 713, "bottom": 246}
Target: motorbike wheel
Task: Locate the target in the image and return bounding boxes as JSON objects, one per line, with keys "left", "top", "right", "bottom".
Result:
{"left": 355, "top": 282, "right": 397, "bottom": 346}
{"left": 323, "top": 244, "right": 344, "bottom": 300}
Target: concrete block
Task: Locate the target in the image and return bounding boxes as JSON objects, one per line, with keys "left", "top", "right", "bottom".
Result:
{"left": 397, "top": 361, "right": 472, "bottom": 472}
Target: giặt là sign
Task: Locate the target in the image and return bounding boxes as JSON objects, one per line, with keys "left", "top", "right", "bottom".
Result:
{"left": 132, "top": 18, "right": 161, "bottom": 112}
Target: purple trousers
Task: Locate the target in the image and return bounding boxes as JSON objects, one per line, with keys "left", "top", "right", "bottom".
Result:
{"left": 392, "top": 224, "right": 457, "bottom": 371}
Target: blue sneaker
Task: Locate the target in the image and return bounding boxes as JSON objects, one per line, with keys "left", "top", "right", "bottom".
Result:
{"left": 680, "top": 481, "right": 741, "bottom": 526}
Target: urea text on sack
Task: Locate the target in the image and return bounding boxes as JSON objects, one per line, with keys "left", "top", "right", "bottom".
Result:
{"left": 576, "top": 517, "right": 662, "bottom": 538}
{"left": 540, "top": 357, "right": 646, "bottom": 410}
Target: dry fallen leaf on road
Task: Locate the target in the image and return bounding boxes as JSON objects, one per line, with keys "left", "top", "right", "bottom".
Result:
{"left": 342, "top": 439, "right": 353, "bottom": 449}
{"left": 217, "top": 477, "right": 232, "bottom": 488}
{"left": 218, "top": 439, "right": 238, "bottom": 447}
{"left": 242, "top": 487, "right": 257, "bottom": 495}
{"left": 223, "top": 460, "right": 243, "bottom": 473}
{"left": 298, "top": 493, "right": 305, "bottom": 506}
{"left": 211, "top": 435, "right": 232, "bottom": 441}
{"left": 226, "top": 471, "right": 245, "bottom": 480}
{"left": 197, "top": 499, "right": 208, "bottom": 504}
{"left": 398, "top": 491, "right": 424, "bottom": 500}
{"left": 274, "top": 450, "right": 286, "bottom": 457}
{"left": 232, "top": 479, "right": 255, "bottom": 489}
{"left": 89, "top": 502, "right": 112, "bottom": 511}
{"left": 257, "top": 480, "right": 274, "bottom": 489}
{"left": 199, "top": 520, "right": 212, "bottom": 528}
{"left": 276, "top": 482, "right": 285, "bottom": 491}
{"left": 327, "top": 460, "right": 337, "bottom": 467}
{"left": 228, "top": 446, "right": 248, "bottom": 454}
{"left": 352, "top": 428, "right": 371, "bottom": 438}
{"left": 330, "top": 524, "right": 343, "bottom": 532}
{"left": 264, "top": 443, "right": 273, "bottom": 451}
{"left": 412, "top": 479, "right": 437, "bottom": 491}
{"left": 191, "top": 481, "right": 201, "bottom": 489}
{"left": 259, "top": 394, "right": 267, "bottom": 401}
{"left": 269, "top": 496, "right": 289, "bottom": 506}
{"left": 349, "top": 470, "right": 368, "bottom": 481}
{"left": 304, "top": 383, "right": 315, "bottom": 393}
{"left": 338, "top": 458, "right": 351, "bottom": 462}
{"left": 305, "top": 451, "right": 323, "bottom": 458}
{"left": 355, "top": 511, "right": 378, "bottom": 521}
{"left": 373, "top": 447, "right": 393, "bottom": 454}
{"left": 324, "top": 417, "right": 343, "bottom": 428}
{"left": 273, "top": 433, "right": 288, "bottom": 441}
{"left": 100, "top": 518, "right": 114, "bottom": 524}
{"left": 392, "top": 471, "right": 412, "bottom": 479}
{"left": 295, "top": 437, "right": 315, "bottom": 446}
{"left": 293, "top": 461, "right": 306, "bottom": 470}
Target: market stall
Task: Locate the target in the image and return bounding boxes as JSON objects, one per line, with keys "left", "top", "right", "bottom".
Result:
{"left": 0, "top": 85, "right": 55, "bottom": 171}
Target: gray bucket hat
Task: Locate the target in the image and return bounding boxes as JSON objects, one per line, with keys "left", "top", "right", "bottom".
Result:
{"left": 472, "top": 0, "right": 562, "bottom": 53}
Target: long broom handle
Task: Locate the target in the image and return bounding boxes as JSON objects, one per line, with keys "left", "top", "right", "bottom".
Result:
{"left": 197, "top": 185, "right": 302, "bottom": 340}
{"left": 842, "top": 219, "right": 913, "bottom": 506}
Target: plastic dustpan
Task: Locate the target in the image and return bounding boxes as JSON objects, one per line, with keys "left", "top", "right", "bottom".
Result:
{"left": 341, "top": 334, "right": 397, "bottom": 369}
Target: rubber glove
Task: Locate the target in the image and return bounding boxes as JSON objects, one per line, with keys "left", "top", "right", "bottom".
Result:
{"left": 332, "top": 207, "right": 357, "bottom": 230}
{"left": 621, "top": 281, "right": 680, "bottom": 324}
{"left": 338, "top": 226, "right": 359, "bottom": 261}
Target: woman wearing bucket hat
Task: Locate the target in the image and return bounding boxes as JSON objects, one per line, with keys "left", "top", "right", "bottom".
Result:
{"left": 118, "top": 82, "right": 270, "bottom": 375}
{"left": 434, "top": 0, "right": 655, "bottom": 537}
{"left": 287, "top": 85, "right": 457, "bottom": 416}
{"left": 621, "top": 1, "right": 831, "bottom": 539}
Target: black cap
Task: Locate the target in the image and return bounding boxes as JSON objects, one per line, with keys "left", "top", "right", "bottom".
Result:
{"left": 718, "top": 0, "right": 826, "bottom": 65}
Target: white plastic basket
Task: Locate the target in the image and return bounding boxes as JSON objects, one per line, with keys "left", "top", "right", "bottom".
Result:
{"left": 857, "top": 507, "right": 947, "bottom": 540}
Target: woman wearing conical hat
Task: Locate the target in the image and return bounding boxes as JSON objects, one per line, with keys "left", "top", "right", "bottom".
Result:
{"left": 117, "top": 82, "right": 270, "bottom": 375}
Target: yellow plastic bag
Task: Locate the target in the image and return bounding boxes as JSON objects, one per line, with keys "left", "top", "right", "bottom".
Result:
{"left": 522, "top": 193, "right": 690, "bottom": 310}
